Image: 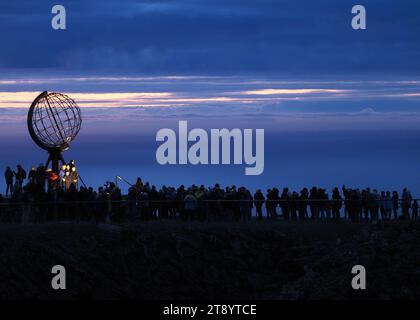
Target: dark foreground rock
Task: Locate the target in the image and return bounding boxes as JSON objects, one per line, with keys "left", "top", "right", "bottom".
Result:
{"left": 0, "top": 220, "right": 419, "bottom": 299}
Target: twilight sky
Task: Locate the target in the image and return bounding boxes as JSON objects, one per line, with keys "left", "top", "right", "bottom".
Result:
{"left": 1, "top": 0, "right": 420, "bottom": 194}
{"left": 1, "top": 0, "right": 420, "bottom": 75}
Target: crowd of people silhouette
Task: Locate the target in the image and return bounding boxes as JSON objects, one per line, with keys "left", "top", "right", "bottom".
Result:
{"left": 1, "top": 165, "right": 419, "bottom": 224}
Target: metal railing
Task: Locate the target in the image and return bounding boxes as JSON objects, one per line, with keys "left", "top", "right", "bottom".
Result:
{"left": 0, "top": 198, "right": 418, "bottom": 224}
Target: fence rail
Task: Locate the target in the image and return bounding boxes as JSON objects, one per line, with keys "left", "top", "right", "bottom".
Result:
{"left": 0, "top": 197, "right": 418, "bottom": 224}
{"left": 0, "top": 198, "right": 419, "bottom": 206}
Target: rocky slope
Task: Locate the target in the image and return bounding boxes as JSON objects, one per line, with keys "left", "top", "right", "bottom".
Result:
{"left": 0, "top": 220, "right": 418, "bottom": 299}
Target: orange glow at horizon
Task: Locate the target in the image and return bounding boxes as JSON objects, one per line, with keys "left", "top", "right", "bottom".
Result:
{"left": 0, "top": 88, "right": 350, "bottom": 108}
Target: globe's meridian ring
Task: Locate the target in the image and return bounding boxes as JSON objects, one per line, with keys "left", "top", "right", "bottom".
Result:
{"left": 27, "top": 91, "right": 51, "bottom": 151}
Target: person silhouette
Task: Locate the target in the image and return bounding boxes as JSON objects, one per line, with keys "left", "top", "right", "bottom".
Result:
{"left": 135, "top": 177, "right": 143, "bottom": 191}
{"left": 372, "top": 189, "right": 380, "bottom": 222}
{"left": 362, "top": 189, "right": 370, "bottom": 221}
{"left": 280, "top": 188, "right": 290, "bottom": 220}
{"left": 70, "top": 167, "right": 79, "bottom": 189}
{"left": 4, "top": 167, "right": 14, "bottom": 197}
{"left": 401, "top": 188, "right": 412, "bottom": 219}
{"left": 384, "top": 191, "right": 393, "bottom": 220}
{"left": 28, "top": 166, "right": 36, "bottom": 184}
{"left": 14, "top": 165, "right": 26, "bottom": 187}
{"left": 298, "top": 188, "right": 309, "bottom": 220}
{"left": 254, "top": 189, "right": 265, "bottom": 220}
{"left": 290, "top": 191, "right": 299, "bottom": 220}
{"left": 379, "top": 191, "right": 386, "bottom": 220}
{"left": 318, "top": 189, "right": 327, "bottom": 219}
{"left": 331, "top": 187, "right": 342, "bottom": 219}
{"left": 59, "top": 165, "right": 67, "bottom": 189}
{"left": 412, "top": 199, "right": 418, "bottom": 221}
{"left": 392, "top": 191, "right": 399, "bottom": 220}
{"left": 265, "top": 189, "right": 273, "bottom": 218}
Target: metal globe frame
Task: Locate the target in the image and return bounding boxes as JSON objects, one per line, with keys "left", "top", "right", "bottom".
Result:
{"left": 27, "top": 91, "right": 82, "bottom": 174}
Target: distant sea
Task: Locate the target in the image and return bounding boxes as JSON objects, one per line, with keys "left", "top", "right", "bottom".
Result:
{"left": 1, "top": 107, "right": 420, "bottom": 196}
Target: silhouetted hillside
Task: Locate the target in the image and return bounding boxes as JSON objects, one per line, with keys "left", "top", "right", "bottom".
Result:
{"left": 0, "top": 221, "right": 419, "bottom": 299}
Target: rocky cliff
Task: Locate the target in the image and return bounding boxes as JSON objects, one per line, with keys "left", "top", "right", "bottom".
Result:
{"left": 0, "top": 220, "right": 418, "bottom": 299}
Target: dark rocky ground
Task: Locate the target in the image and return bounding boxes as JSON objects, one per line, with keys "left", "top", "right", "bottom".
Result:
{"left": 0, "top": 220, "right": 419, "bottom": 300}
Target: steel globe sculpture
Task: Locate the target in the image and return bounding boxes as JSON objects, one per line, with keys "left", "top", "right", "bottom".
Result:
{"left": 28, "top": 91, "right": 82, "bottom": 174}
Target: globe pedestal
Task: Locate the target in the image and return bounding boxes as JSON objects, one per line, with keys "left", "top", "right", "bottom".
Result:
{"left": 46, "top": 148, "right": 66, "bottom": 176}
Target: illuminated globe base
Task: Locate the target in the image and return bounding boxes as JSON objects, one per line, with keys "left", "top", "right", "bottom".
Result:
{"left": 46, "top": 148, "right": 67, "bottom": 176}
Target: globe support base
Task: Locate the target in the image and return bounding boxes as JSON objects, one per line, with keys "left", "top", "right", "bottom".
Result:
{"left": 46, "top": 149, "right": 65, "bottom": 175}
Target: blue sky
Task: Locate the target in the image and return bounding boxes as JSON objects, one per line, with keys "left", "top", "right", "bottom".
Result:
{"left": 2, "top": 0, "right": 420, "bottom": 111}
{"left": 1, "top": 0, "right": 420, "bottom": 75}
{"left": 2, "top": 0, "right": 420, "bottom": 112}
